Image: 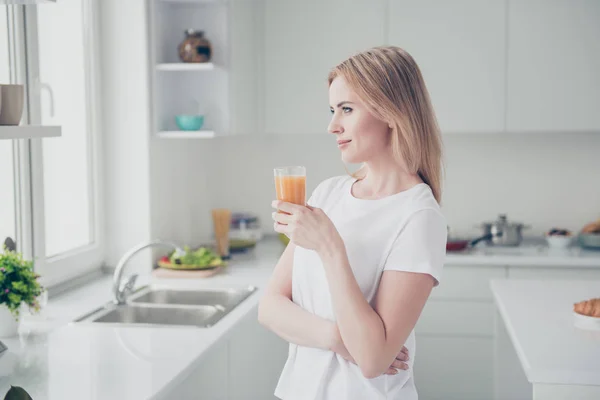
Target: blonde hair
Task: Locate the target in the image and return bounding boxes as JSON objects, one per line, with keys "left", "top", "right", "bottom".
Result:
{"left": 328, "top": 46, "right": 444, "bottom": 204}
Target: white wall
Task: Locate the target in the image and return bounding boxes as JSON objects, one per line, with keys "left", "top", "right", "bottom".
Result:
{"left": 100, "top": 0, "right": 153, "bottom": 272}
{"left": 148, "top": 132, "right": 600, "bottom": 247}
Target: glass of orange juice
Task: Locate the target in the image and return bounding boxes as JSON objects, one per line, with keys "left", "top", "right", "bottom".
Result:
{"left": 274, "top": 166, "right": 306, "bottom": 212}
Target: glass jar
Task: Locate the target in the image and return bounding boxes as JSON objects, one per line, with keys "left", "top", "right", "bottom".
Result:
{"left": 229, "top": 213, "right": 263, "bottom": 242}
{"left": 178, "top": 30, "right": 212, "bottom": 63}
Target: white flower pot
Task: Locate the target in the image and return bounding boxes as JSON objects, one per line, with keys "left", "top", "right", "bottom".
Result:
{"left": 0, "top": 304, "right": 19, "bottom": 337}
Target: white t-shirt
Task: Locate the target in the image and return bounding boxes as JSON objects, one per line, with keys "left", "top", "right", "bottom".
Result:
{"left": 274, "top": 175, "right": 448, "bottom": 400}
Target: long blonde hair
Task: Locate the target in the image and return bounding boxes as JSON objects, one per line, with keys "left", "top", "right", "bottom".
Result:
{"left": 328, "top": 46, "right": 444, "bottom": 204}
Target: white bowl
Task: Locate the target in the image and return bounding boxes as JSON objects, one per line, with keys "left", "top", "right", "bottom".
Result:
{"left": 545, "top": 234, "right": 573, "bottom": 249}
{"left": 574, "top": 311, "right": 600, "bottom": 331}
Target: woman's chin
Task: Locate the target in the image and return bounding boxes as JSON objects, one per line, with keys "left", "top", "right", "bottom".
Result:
{"left": 341, "top": 153, "right": 361, "bottom": 164}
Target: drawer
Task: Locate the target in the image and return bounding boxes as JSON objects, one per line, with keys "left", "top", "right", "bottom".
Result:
{"left": 416, "top": 300, "right": 495, "bottom": 336}
{"left": 431, "top": 265, "right": 507, "bottom": 300}
{"left": 508, "top": 266, "right": 600, "bottom": 280}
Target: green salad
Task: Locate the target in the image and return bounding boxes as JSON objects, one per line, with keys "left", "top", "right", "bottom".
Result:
{"left": 168, "top": 246, "right": 223, "bottom": 268}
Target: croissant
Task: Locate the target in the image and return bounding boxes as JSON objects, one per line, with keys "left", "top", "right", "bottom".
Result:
{"left": 574, "top": 298, "right": 600, "bottom": 317}
{"left": 581, "top": 218, "right": 600, "bottom": 234}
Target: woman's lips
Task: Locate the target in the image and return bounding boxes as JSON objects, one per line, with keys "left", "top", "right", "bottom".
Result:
{"left": 337, "top": 139, "right": 352, "bottom": 148}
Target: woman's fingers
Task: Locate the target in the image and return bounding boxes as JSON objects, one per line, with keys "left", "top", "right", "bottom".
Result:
{"left": 395, "top": 350, "right": 409, "bottom": 362}
{"left": 391, "top": 359, "right": 409, "bottom": 370}
{"left": 385, "top": 368, "right": 398, "bottom": 375}
{"left": 272, "top": 211, "right": 293, "bottom": 225}
{"left": 400, "top": 345, "right": 409, "bottom": 357}
{"left": 271, "top": 200, "right": 303, "bottom": 214}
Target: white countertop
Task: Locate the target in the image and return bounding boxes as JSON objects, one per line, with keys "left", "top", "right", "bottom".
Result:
{"left": 446, "top": 238, "right": 600, "bottom": 267}
{"left": 491, "top": 279, "right": 600, "bottom": 386}
{"left": 1, "top": 235, "right": 599, "bottom": 399}
{"left": 0, "top": 239, "right": 285, "bottom": 400}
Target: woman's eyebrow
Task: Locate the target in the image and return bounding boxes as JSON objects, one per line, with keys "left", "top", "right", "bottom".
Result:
{"left": 329, "top": 101, "right": 355, "bottom": 108}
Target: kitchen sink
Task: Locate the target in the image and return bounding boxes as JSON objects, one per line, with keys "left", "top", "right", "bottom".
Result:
{"left": 89, "top": 304, "right": 221, "bottom": 327}
{"left": 129, "top": 287, "right": 255, "bottom": 309}
{"left": 74, "top": 285, "right": 257, "bottom": 328}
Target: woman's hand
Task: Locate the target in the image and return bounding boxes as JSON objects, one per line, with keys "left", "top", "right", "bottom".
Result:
{"left": 329, "top": 324, "right": 409, "bottom": 375}
{"left": 271, "top": 200, "right": 343, "bottom": 254}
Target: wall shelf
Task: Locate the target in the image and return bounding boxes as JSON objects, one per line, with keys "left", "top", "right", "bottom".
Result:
{"left": 0, "top": 125, "right": 61, "bottom": 140}
{"left": 156, "top": 63, "right": 215, "bottom": 72}
{"left": 156, "top": 130, "right": 215, "bottom": 139}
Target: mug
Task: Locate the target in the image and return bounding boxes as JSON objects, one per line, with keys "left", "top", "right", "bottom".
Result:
{"left": 0, "top": 84, "right": 25, "bottom": 126}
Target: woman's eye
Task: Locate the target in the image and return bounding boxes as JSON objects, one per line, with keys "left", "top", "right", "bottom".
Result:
{"left": 342, "top": 107, "right": 352, "bottom": 113}
{"left": 329, "top": 108, "right": 334, "bottom": 114}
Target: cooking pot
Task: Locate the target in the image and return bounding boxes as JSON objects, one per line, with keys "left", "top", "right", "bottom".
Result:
{"left": 446, "top": 232, "right": 502, "bottom": 252}
{"left": 477, "top": 214, "right": 530, "bottom": 247}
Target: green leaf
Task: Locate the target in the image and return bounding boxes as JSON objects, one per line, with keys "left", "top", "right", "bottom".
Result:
{"left": 4, "top": 386, "right": 33, "bottom": 400}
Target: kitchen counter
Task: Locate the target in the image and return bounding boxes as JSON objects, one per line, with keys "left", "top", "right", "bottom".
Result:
{"left": 0, "top": 238, "right": 285, "bottom": 400}
{"left": 1, "top": 235, "right": 599, "bottom": 399}
{"left": 491, "top": 279, "right": 600, "bottom": 400}
{"left": 446, "top": 238, "right": 600, "bottom": 267}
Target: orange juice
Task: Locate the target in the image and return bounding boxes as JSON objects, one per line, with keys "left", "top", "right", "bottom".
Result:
{"left": 275, "top": 175, "right": 306, "bottom": 206}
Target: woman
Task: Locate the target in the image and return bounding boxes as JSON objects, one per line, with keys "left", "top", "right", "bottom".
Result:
{"left": 258, "top": 46, "right": 447, "bottom": 400}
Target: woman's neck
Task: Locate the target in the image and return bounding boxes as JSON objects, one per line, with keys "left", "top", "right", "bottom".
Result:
{"left": 352, "top": 159, "right": 423, "bottom": 200}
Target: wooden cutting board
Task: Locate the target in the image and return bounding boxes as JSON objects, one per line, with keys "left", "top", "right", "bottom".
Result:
{"left": 151, "top": 266, "right": 224, "bottom": 279}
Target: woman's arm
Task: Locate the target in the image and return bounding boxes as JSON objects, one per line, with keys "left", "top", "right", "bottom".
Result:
{"left": 257, "top": 242, "right": 337, "bottom": 350}
{"left": 258, "top": 241, "right": 411, "bottom": 375}
{"left": 320, "top": 245, "right": 433, "bottom": 378}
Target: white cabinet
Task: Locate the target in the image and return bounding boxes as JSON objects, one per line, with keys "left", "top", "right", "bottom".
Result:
{"left": 163, "top": 339, "right": 229, "bottom": 400}
{"left": 229, "top": 308, "right": 289, "bottom": 400}
{"left": 414, "top": 336, "right": 494, "bottom": 400}
{"left": 263, "top": 0, "right": 387, "bottom": 135}
{"left": 387, "top": 0, "right": 507, "bottom": 134}
{"left": 165, "top": 306, "right": 288, "bottom": 400}
{"left": 507, "top": 0, "right": 600, "bottom": 132}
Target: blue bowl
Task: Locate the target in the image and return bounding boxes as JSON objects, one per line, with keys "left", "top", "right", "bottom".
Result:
{"left": 175, "top": 115, "right": 204, "bottom": 131}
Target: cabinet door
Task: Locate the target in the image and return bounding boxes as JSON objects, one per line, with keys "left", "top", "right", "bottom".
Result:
{"left": 230, "top": 0, "right": 262, "bottom": 135}
{"left": 164, "top": 339, "right": 229, "bottom": 400}
{"left": 507, "top": 0, "right": 600, "bottom": 132}
{"left": 388, "top": 0, "right": 507, "bottom": 134}
{"left": 414, "top": 336, "right": 494, "bottom": 400}
{"left": 229, "top": 308, "right": 289, "bottom": 400}
{"left": 264, "top": 0, "right": 386, "bottom": 135}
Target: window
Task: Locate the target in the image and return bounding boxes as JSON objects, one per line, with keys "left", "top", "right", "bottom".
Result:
{"left": 1, "top": 8, "right": 17, "bottom": 251}
{"left": 1, "top": 2, "right": 103, "bottom": 287}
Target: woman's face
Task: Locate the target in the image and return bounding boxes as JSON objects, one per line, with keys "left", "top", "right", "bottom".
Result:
{"left": 328, "top": 77, "right": 391, "bottom": 164}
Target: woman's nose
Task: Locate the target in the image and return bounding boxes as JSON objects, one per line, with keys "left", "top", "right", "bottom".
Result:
{"left": 328, "top": 116, "right": 343, "bottom": 134}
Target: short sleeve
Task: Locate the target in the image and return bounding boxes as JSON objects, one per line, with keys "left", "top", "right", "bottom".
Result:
{"left": 383, "top": 208, "right": 448, "bottom": 287}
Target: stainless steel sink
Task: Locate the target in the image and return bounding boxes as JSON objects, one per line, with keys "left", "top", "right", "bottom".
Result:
{"left": 129, "top": 287, "right": 255, "bottom": 309}
{"left": 91, "top": 304, "right": 220, "bottom": 327}
{"left": 74, "top": 285, "right": 257, "bottom": 328}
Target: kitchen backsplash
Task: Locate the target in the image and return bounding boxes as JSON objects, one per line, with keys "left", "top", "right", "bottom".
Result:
{"left": 150, "top": 132, "right": 600, "bottom": 246}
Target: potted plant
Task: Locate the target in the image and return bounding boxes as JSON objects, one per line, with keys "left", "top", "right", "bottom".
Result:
{"left": 0, "top": 247, "right": 44, "bottom": 337}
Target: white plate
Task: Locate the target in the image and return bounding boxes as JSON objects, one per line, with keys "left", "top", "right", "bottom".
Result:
{"left": 573, "top": 311, "right": 600, "bottom": 331}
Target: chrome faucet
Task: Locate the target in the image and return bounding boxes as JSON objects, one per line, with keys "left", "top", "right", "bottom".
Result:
{"left": 112, "top": 239, "right": 184, "bottom": 305}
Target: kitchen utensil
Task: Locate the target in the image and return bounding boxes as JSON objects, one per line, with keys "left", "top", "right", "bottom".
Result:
{"left": 545, "top": 234, "right": 573, "bottom": 249}
{"left": 175, "top": 115, "right": 204, "bottom": 131}
{"left": 230, "top": 212, "right": 263, "bottom": 242}
{"left": 478, "top": 214, "right": 529, "bottom": 247}
{"left": 574, "top": 311, "right": 600, "bottom": 331}
{"left": 578, "top": 233, "right": 600, "bottom": 250}
{"left": 0, "top": 84, "right": 24, "bottom": 125}
{"left": 446, "top": 232, "right": 499, "bottom": 252}
{"left": 212, "top": 208, "right": 232, "bottom": 259}
{"left": 229, "top": 239, "right": 257, "bottom": 254}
